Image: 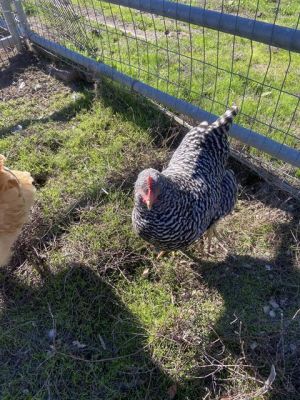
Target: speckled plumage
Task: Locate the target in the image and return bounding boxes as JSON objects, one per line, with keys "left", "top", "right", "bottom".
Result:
{"left": 132, "top": 106, "right": 238, "bottom": 250}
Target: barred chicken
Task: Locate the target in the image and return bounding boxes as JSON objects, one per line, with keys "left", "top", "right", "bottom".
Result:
{"left": 0, "top": 155, "right": 35, "bottom": 266}
{"left": 132, "top": 106, "right": 238, "bottom": 253}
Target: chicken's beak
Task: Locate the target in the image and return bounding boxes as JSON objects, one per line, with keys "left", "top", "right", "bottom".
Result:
{"left": 146, "top": 198, "right": 153, "bottom": 210}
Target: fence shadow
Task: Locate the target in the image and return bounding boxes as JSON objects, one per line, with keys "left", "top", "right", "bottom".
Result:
{"left": 0, "top": 263, "right": 173, "bottom": 399}
{"left": 0, "top": 50, "right": 94, "bottom": 138}
{"left": 0, "top": 52, "right": 34, "bottom": 91}
{"left": 0, "top": 89, "right": 94, "bottom": 138}
{"left": 186, "top": 194, "right": 300, "bottom": 399}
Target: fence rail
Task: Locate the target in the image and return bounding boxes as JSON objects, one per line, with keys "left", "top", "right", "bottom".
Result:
{"left": 1, "top": 0, "right": 300, "bottom": 196}
{"left": 105, "top": 0, "right": 300, "bottom": 53}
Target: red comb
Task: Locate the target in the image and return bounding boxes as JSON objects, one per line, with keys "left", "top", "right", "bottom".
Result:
{"left": 147, "top": 175, "right": 153, "bottom": 189}
{"left": 147, "top": 176, "right": 153, "bottom": 195}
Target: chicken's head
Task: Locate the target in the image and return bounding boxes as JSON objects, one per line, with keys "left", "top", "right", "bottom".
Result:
{"left": 134, "top": 168, "right": 163, "bottom": 210}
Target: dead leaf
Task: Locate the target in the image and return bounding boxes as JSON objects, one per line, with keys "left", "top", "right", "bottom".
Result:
{"left": 264, "top": 364, "right": 276, "bottom": 389}
{"left": 72, "top": 340, "right": 87, "bottom": 349}
{"left": 18, "top": 81, "right": 25, "bottom": 89}
{"left": 167, "top": 384, "right": 177, "bottom": 399}
{"left": 250, "top": 341, "right": 258, "bottom": 350}
{"left": 261, "top": 91, "right": 272, "bottom": 97}
{"left": 142, "top": 268, "right": 150, "bottom": 278}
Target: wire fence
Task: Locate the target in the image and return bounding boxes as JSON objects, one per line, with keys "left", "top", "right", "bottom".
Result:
{"left": 0, "top": 3, "right": 18, "bottom": 67}
{"left": 1, "top": 0, "right": 300, "bottom": 195}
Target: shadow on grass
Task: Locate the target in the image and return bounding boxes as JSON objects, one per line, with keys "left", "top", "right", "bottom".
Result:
{"left": 187, "top": 208, "right": 300, "bottom": 399}
{"left": 0, "top": 264, "right": 173, "bottom": 399}
{"left": 0, "top": 62, "right": 184, "bottom": 142}
{"left": 95, "top": 78, "right": 187, "bottom": 149}
{"left": 0, "top": 86, "right": 94, "bottom": 138}
{"left": 0, "top": 52, "right": 34, "bottom": 91}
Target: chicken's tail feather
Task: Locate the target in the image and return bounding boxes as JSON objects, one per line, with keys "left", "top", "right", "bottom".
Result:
{"left": 210, "top": 104, "right": 238, "bottom": 133}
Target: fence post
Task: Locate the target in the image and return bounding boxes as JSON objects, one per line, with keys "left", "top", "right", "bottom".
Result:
{"left": 0, "top": 0, "right": 22, "bottom": 51}
{"left": 13, "top": 0, "right": 30, "bottom": 37}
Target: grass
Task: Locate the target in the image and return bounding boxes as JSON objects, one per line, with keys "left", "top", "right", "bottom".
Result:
{"left": 0, "top": 53, "right": 299, "bottom": 399}
{"left": 22, "top": 0, "right": 300, "bottom": 183}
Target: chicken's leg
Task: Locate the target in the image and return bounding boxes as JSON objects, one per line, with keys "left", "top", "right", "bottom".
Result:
{"left": 197, "top": 236, "right": 205, "bottom": 256}
{"left": 206, "top": 223, "right": 228, "bottom": 254}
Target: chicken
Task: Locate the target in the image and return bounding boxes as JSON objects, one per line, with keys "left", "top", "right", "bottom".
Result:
{"left": 0, "top": 155, "right": 35, "bottom": 266}
{"left": 132, "top": 106, "right": 238, "bottom": 254}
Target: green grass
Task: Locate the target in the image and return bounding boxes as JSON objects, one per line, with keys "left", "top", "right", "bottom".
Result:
{"left": 0, "top": 57, "right": 300, "bottom": 399}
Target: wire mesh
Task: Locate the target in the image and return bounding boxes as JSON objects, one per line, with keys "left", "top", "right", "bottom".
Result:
{"left": 3, "top": 0, "right": 300, "bottom": 191}
{"left": 0, "top": 5, "right": 18, "bottom": 68}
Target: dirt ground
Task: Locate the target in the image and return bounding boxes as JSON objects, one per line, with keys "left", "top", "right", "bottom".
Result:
{"left": 0, "top": 51, "right": 73, "bottom": 101}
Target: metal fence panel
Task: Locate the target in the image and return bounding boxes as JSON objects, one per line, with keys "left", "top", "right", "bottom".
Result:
{"left": 0, "top": 1, "right": 18, "bottom": 67}
{"left": 2, "top": 0, "right": 300, "bottom": 194}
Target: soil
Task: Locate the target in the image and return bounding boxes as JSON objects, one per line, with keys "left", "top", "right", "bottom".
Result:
{"left": 0, "top": 51, "right": 73, "bottom": 102}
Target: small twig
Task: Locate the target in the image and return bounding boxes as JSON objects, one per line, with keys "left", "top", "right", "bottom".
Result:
{"left": 189, "top": 366, "right": 223, "bottom": 379}
{"left": 46, "top": 377, "right": 51, "bottom": 400}
{"left": 145, "top": 369, "right": 153, "bottom": 400}
{"left": 238, "top": 321, "right": 247, "bottom": 362}
{"left": 47, "top": 303, "right": 56, "bottom": 347}
{"left": 55, "top": 346, "right": 147, "bottom": 363}
{"left": 279, "top": 310, "right": 286, "bottom": 376}
{"left": 292, "top": 308, "right": 300, "bottom": 320}
{"left": 98, "top": 334, "right": 107, "bottom": 351}
{"left": 117, "top": 266, "right": 131, "bottom": 283}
